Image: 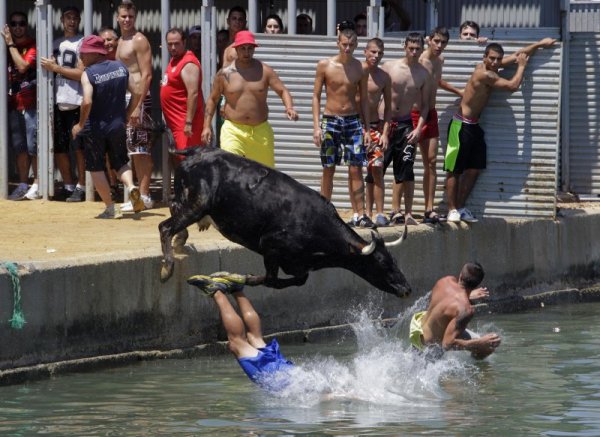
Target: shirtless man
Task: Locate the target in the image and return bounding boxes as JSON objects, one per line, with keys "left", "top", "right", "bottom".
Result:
{"left": 312, "top": 28, "right": 373, "bottom": 228}
{"left": 414, "top": 27, "right": 462, "bottom": 223}
{"left": 409, "top": 262, "right": 501, "bottom": 360}
{"left": 381, "top": 33, "right": 431, "bottom": 226}
{"left": 201, "top": 31, "right": 297, "bottom": 168}
{"left": 115, "top": 0, "right": 154, "bottom": 211}
{"left": 221, "top": 6, "right": 247, "bottom": 69}
{"left": 444, "top": 38, "right": 555, "bottom": 223}
{"left": 362, "top": 38, "right": 392, "bottom": 227}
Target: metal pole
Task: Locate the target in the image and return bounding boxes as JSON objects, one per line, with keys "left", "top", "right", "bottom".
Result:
{"left": 0, "top": 2, "right": 7, "bottom": 198}
{"left": 367, "top": 0, "right": 382, "bottom": 37}
{"left": 201, "top": 1, "right": 217, "bottom": 139}
{"left": 425, "top": 0, "right": 439, "bottom": 33}
{"left": 326, "top": 0, "right": 336, "bottom": 36}
{"left": 161, "top": 0, "right": 170, "bottom": 204}
{"left": 84, "top": 0, "right": 94, "bottom": 201}
{"left": 560, "top": 0, "right": 570, "bottom": 193}
{"left": 36, "top": 0, "right": 50, "bottom": 200}
{"left": 248, "top": 0, "right": 258, "bottom": 33}
{"left": 288, "top": 0, "right": 296, "bottom": 35}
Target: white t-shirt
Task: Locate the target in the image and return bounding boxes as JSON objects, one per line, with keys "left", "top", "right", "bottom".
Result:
{"left": 54, "top": 35, "right": 83, "bottom": 110}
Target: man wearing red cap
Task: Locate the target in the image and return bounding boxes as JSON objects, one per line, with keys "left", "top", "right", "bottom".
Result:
{"left": 71, "top": 35, "right": 143, "bottom": 219}
{"left": 160, "top": 27, "right": 204, "bottom": 162}
{"left": 202, "top": 30, "right": 298, "bottom": 168}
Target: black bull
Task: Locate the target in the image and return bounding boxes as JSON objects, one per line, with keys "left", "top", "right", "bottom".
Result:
{"left": 159, "top": 147, "right": 412, "bottom": 297}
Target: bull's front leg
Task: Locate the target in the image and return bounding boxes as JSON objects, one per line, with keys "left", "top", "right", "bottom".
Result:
{"left": 159, "top": 218, "right": 176, "bottom": 282}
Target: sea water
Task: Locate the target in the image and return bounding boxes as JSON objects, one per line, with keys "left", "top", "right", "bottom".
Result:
{"left": 1, "top": 299, "right": 599, "bottom": 435}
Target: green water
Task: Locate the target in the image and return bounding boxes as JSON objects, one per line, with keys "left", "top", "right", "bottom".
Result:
{"left": 1, "top": 301, "right": 600, "bottom": 435}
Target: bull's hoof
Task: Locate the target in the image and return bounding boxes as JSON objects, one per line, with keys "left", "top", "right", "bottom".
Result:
{"left": 160, "top": 260, "right": 174, "bottom": 283}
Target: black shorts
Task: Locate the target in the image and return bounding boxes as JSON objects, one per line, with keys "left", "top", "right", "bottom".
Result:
{"left": 383, "top": 118, "right": 416, "bottom": 183}
{"left": 83, "top": 126, "right": 128, "bottom": 172}
{"left": 443, "top": 118, "right": 487, "bottom": 174}
{"left": 54, "top": 107, "right": 83, "bottom": 153}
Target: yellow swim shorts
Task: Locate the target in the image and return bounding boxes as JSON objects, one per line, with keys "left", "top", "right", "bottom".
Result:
{"left": 219, "top": 119, "right": 275, "bottom": 168}
{"left": 409, "top": 311, "right": 427, "bottom": 351}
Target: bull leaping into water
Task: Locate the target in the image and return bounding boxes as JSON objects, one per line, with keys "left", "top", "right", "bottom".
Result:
{"left": 159, "top": 147, "right": 411, "bottom": 297}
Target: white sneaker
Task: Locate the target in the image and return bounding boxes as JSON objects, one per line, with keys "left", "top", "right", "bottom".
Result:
{"left": 447, "top": 209, "right": 461, "bottom": 223}
{"left": 120, "top": 201, "right": 134, "bottom": 212}
{"left": 97, "top": 204, "right": 123, "bottom": 219}
{"left": 25, "top": 185, "right": 42, "bottom": 200}
{"left": 459, "top": 207, "right": 478, "bottom": 223}
{"left": 141, "top": 194, "right": 154, "bottom": 209}
{"left": 8, "top": 184, "right": 29, "bottom": 200}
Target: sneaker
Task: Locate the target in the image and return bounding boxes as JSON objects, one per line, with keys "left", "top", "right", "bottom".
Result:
{"left": 447, "top": 209, "right": 461, "bottom": 223}
{"left": 187, "top": 273, "right": 246, "bottom": 296}
{"left": 66, "top": 186, "right": 85, "bottom": 202}
{"left": 24, "top": 185, "right": 41, "bottom": 200}
{"left": 96, "top": 204, "right": 123, "bottom": 219}
{"left": 375, "top": 213, "right": 390, "bottom": 227}
{"left": 353, "top": 214, "right": 376, "bottom": 228}
{"left": 8, "top": 184, "right": 29, "bottom": 201}
{"left": 459, "top": 207, "right": 478, "bottom": 223}
{"left": 389, "top": 211, "right": 405, "bottom": 225}
{"left": 141, "top": 194, "right": 154, "bottom": 209}
{"left": 128, "top": 187, "right": 144, "bottom": 213}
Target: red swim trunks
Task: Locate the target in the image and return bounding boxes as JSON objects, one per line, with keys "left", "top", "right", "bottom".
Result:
{"left": 368, "top": 121, "right": 385, "bottom": 170}
{"left": 411, "top": 109, "right": 439, "bottom": 140}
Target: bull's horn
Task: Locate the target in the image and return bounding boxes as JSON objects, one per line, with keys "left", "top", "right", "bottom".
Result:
{"left": 385, "top": 224, "right": 408, "bottom": 247}
{"left": 361, "top": 230, "right": 378, "bottom": 255}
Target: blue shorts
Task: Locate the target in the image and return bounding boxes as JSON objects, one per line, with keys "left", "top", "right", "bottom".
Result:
{"left": 319, "top": 114, "right": 367, "bottom": 167}
{"left": 237, "top": 338, "right": 294, "bottom": 391}
{"left": 9, "top": 108, "right": 37, "bottom": 156}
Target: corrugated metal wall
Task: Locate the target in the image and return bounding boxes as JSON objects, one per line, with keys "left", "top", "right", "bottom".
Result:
{"left": 256, "top": 34, "right": 561, "bottom": 218}
{"left": 567, "top": 32, "right": 600, "bottom": 195}
{"left": 570, "top": 1, "right": 600, "bottom": 32}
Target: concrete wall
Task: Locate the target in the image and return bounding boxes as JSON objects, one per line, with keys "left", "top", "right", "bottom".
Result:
{"left": 1, "top": 209, "right": 599, "bottom": 371}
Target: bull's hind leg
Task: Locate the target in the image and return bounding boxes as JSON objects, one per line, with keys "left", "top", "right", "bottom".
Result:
{"left": 159, "top": 212, "right": 204, "bottom": 282}
{"left": 260, "top": 255, "right": 309, "bottom": 289}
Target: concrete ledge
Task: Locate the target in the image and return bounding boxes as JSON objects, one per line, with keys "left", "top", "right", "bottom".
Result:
{"left": 1, "top": 209, "right": 599, "bottom": 375}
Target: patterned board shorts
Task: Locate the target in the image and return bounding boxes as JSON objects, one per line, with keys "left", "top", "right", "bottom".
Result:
{"left": 319, "top": 114, "right": 367, "bottom": 167}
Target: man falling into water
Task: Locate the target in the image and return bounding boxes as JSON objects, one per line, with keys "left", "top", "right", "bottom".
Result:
{"left": 409, "top": 262, "right": 501, "bottom": 359}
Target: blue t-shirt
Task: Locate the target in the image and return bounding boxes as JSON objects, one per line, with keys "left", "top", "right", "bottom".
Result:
{"left": 237, "top": 338, "right": 294, "bottom": 391}
{"left": 85, "top": 59, "right": 129, "bottom": 133}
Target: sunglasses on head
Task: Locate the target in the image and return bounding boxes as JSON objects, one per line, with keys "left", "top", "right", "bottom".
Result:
{"left": 10, "top": 21, "right": 26, "bottom": 27}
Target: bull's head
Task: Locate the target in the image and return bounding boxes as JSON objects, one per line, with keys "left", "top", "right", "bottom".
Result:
{"left": 352, "top": 226, "right": 411, "bottom": 297}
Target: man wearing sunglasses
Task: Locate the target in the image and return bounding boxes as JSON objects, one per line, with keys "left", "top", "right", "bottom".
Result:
{"left": 2, "top": 12, "right": 39, "bottom": 200}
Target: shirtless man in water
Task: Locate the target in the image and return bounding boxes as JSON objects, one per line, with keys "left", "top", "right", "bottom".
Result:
{"left": 444, "top": 38, "right": 555, "bottom": 223}
{"left": 313, "top": 28, "right": 373, "bottom": 228}
{"left": 116, "top": 0, "right": 154, "bottom": 210}
{"left": 381, "top": 32, "right": 431, "bottom": 226}
{"left": 410, "top": 262, "right": 500, "bottom": 360}
{"left": 201, "top": 30, "right": 298, "bottom": 168}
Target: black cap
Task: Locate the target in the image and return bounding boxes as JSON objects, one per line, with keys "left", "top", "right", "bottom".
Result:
{"left": 62, "top": 6, "right": 81, "bottom": 16}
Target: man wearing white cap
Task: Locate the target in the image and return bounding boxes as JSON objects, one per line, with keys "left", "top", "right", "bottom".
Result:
{"left": 201, "top": 30, "right": 298, "bottom": 168}
{"left": 188, "top": 25, "right": 201, "bottom": 61}
{"left": 71, "top": 35, "right": 143, "bottom": 219}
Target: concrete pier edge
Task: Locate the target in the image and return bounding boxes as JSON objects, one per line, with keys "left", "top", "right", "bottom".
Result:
{"left": 1, "top": 284, "right": 599, "bottom": 386}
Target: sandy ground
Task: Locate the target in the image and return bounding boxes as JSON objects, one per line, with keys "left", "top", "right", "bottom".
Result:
{"left": 1, "top": 196, "right": 596, "bottom": 265}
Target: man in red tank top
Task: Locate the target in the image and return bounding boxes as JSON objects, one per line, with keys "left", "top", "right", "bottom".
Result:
{"left": 160, "top": 27, "right": 204, "bottom": 162}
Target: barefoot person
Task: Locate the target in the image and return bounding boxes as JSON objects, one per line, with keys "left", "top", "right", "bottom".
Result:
{"left": 381, "top": 32, "right": 431, "bottom": 226}
{"left": 362, "top": 38, "right": 392, "bottom": 227}
{"left": 312, "top": 28, "right": 373, "bottom": 228}
{"left": 409, "top": 262, "right": 500, "bottom": 360}
{"left": 187, "top": 272, "right": 294, "bottom": 391}
{"left": 444, "top": 38, "right": 555, "bottom": 223}
{"left": 202, "top": 31, "right": 297, "bottom": 168}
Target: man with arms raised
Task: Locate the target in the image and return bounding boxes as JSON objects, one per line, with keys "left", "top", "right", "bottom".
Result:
{"left": 202, "top": 31, "right": 298, "bottom": 168}
{"left": 381, "top": 33, "right": 431, "bottom": 226}
{"left": 362, "top": 38, "right": 392, "bottom": 227}
{"left": 409, "top": 262, "right": 500, "bottom": 360}
{"left": 115, "top": 0, "right": 154, "bottom": 211}
{"left": 444, "top": 38, "right": 555, "bottom": 223}
{"left": 313, "top": 28, "right": 373, "bottom": 228}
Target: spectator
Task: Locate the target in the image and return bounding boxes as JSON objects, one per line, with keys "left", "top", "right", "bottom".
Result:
{"left": 99, "top": 26, "right": 119, "bottom": 60}
{"left": 216, "top": 29, "right": 229, "bottom": 70}
{"left": 354, "top": 13, "right": 367, "bottom": 37}
{"left": 383, "top": 1, "right": 411, "bottom": 32}
{"left": 71, "top": 35, "right": 143, "bottom": 219}
{"left": 188, "top": 24, "right": 201, "bottom": 60}
{"left": 202, "top": 31, "right": 298, "bottom": 168}
{"left": 296, "top": 13, "right": 313, "bottom": 35}
{"left": 160, "top": 27, "right": 204, "bottom": 164}
{"left": 444, "top": 39, "right": 555, "bottom": 223}
{"left": 459, "top": 20, "right": 488, "bottom": 44}
{"left": 380, "top": 33, "right": 431, "bottom": 226}
{"left": 312, "top": 28, "right": 373, "bottom": 228}
{"left": 115, "top": 0, "right": 155, "bottom": 211}
{"left": 40, "top": 5, "right": 87, "bottom": 202}
{"left": 2, "top": 11, "right": 39, "bottom": 200}
{"left": 221, "top": 6, "right": 247, "bottom": 69}
{"left": 263, "top": 14, "right": 284, "bottom": 34}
